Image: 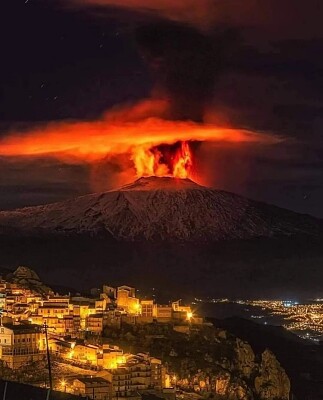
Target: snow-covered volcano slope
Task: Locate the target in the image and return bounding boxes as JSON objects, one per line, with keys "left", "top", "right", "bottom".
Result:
{"left": 0, "top": 177, "right": 322, "bottom": 241}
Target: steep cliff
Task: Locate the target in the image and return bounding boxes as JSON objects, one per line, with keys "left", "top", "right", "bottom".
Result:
{"left": 255, "top": 350, "right": 290, "bottom": 400}
{"left": 102, "top": 321, "right": 291, "bottom": 400}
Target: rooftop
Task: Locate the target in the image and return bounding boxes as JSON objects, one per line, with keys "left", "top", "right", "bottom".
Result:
{"left": 75, "top": 377, "right": 109, "bottom": 385}
{"left": 3, "top": 324, "right": 41, "bottom": 334}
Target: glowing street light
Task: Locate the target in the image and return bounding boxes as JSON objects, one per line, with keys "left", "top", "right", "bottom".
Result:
{"left": 60, "top": 378, "right": 67, "bottom": 392}
{"left": 186, "top": 312, "right": 193, "bottom": 321}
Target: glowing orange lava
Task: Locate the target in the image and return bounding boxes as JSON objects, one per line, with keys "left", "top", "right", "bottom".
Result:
{"left": 0, "top": 100, "right": 279, "bottom": 184}
{"left": 173, "top": 141, "right": 192, "bottom": 178}
{"left": 132, "top": 141, "right": 193, "bottom": 179}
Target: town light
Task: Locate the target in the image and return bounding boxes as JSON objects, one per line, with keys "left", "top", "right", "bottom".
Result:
{"left": 186, "top": 312, "right": 193, "bottom": 320}
{"left": 60, "top": 378, "right": 67, "bottom": 392}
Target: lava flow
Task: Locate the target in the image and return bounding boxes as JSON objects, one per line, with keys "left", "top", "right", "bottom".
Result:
{"left": 132, "top": 141, "right": 193, "bottom": 179}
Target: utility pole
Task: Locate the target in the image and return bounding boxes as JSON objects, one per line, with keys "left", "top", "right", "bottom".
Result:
{"left": 2, "top": 381, "right": 7, "bottom": 400}
{"left": 43, "top": 322, "right": 53, "bottom": 391}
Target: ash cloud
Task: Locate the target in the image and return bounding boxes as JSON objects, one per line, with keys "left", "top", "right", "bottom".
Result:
{"left": 135, "top": 22, "right": 234, "bottom": 121}
{"left": 67, "top": 0, "right": 323, "bottom": 39}
{"left": 67, "top": 0, "right": 216, "bottom": 28}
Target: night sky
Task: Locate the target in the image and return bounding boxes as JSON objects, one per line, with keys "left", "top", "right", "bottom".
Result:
{"left": 1, "top": 0, "right": 323, "bottom": 217}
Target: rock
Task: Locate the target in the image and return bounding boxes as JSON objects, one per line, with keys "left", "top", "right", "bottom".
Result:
{"left": 255, "top": 349, "right": 290, "bottom": 400}
{"left": 215, "top": 373, "right": 254, "bottom": 400}
{"left": 13, "top": 266, "right": 40, "bottom": 281}
{"left": 215, "top": 373, "right": 231, "bottom": 395}
{"left": 234, "top": 338, "right": 256, "bottom": 379}
{"left": 7, "top": 266, "right": 53, "bottom": 295}
{"left": 218, "top": 330, "right": 227, "bottom": 339}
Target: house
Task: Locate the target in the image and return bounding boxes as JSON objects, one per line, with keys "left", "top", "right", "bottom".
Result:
{"left": 73, "top": 377, "right": 111, "bottom": 399}
{"left": 0, "top": 323, "right": 46, "bottom": 369}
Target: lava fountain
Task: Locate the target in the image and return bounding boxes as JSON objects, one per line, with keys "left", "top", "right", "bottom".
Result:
{"left": 132, "top": 141, "right": 193, "bottom": 179}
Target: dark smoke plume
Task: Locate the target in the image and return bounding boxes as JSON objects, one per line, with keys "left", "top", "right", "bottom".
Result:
{"left": 135, "top": 22, "right": 237, "bottom": 122}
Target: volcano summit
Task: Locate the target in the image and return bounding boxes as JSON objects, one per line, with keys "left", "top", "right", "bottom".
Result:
{"left": 0, "top": 176, "right": 321, "bottom": 241}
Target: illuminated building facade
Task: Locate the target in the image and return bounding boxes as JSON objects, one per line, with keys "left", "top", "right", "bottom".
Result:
{"left": 73, "top": 377, "right": 111, "bottom": 399}
{"left": 0, "top": 324, "right": 45, "bottom": 369}
{"left": 117, "top": 286, "right": 140, "bottom": 315}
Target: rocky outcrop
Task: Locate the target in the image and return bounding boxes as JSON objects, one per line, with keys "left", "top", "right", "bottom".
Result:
{"left": 234, "top": 338, "right": 256, "bottom": 379}
{"left": 216, "top": 373, "right": 254, "bottom": 400}
{"left": 174, "top": 333, "right": 290, "bottom": 400}
{"left": 6, "top": 266, "right": 53, "bottom": 296}
{"left": 13, "top": 266, "right": 40, "bottom": 281}
{"left": 255, "top": 349, "right": 290, "bottom": 400}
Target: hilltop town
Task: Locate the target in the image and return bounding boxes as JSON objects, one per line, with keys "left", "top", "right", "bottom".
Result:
{"left": 0, "top": 266, "right": 199, "bottom": 397}
{"left": 0, "top": 266, "right": 290, "bottom": 400}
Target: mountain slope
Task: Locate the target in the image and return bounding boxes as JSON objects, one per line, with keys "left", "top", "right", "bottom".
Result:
{"left": 0, "top": 177, "right": 322, "bottom": 241}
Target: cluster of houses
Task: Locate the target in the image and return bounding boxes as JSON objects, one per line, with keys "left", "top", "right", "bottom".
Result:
{"left": 0, "top": 267, "right": 201, "bottom": 399}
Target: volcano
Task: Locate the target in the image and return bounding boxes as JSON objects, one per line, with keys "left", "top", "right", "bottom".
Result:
{"left": 0, "top": 176, "right": 322, "bottom": 241}
{"left": 1, "top": 176, "right": 323, "bottom": 297}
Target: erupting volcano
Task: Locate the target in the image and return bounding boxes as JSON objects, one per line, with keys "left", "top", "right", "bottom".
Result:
{"left": 133, "top": 141, "right": 193, "bottom": 179}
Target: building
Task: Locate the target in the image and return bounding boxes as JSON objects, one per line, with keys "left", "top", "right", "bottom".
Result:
{"left": 98, "top": 353, "right": 166, "bottom": 396}
{"left": 172, "top": 301, "right": 192, "bottom": 320}
{"left": 73, "top": 377, "right": 111, "bottom": 399}
{"left": 87, "top": 313, "right": 105, "bottom": 334}
{"left": 0, "top": 323, "right": 45, "bottom": 369}
{"left": 128, "top": 359, "right": 151, "bottom": 391}
{"left": 117, "top": 286, "right": 140, "bottom": 315}
{"left": 99, "top": 344, "right": 125, "bottom": 369}
{"left": 141, "top": 300, "right": 156, "bottom": 318}
{"left": 99, "top": 367, "right": 132, "bottom": 398}
{"left": 38, "top": 304, "right": 70, "bottom": 319}
{"left": 71, "top": 343, "right": 100, "bottom": 366}
{"left": 156, "top": 305, "right": 173, "bottom": 321}
{"left": 103, "top": 286, "right": 117, "bottom": 300}
{"left": 0, "top": 293, "right": 6, "bottom": 310}
{"left": 150, "top": 357, "right": 165, "bottom": 389}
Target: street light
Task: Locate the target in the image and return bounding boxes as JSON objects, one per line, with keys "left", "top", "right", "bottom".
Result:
{"left": 60, "top": 378, "right": 67, "bottom": 392}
